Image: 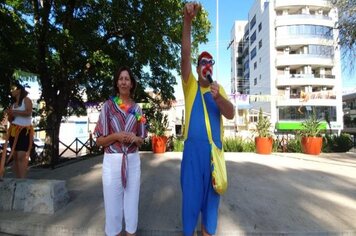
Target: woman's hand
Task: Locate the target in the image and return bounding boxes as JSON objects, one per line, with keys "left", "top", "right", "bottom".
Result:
{"left": 6, "top": 108, "right": 14, "bottom": 122}
{"left": 116, "top": 132, "right": 129, "bottom": 143}
{"left": 124, "top": 132, "right": 143, "bottom": 147}
{"left": 133, "top": 136, "right": 144, "bottom": 147}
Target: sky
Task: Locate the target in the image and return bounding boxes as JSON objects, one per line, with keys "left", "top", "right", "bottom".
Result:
{"left": 25, "top": 1, "right": 355, "bottom": 100}
{"left": 174, "top": 0, "right": 356, "bottom": 99}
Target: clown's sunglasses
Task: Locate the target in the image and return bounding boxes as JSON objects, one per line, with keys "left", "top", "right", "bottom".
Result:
{"left": 199, "top": 59, "right": 215, "bottom": 66}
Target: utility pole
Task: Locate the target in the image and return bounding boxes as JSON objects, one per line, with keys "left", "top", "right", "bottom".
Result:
{"left": 216, "top": 0, "right": 219, "bottom": 80}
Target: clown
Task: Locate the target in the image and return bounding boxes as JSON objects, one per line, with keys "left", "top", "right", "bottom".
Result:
{"left": 180, "top": 2, "right": 235, "bottom": 236}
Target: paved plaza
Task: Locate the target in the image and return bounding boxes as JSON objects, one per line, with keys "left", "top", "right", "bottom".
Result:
{"left": 0, "top": 151, "right": 356, "bottom": 236}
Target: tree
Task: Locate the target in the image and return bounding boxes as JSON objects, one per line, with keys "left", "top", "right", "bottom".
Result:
{"left": 331, "top": 0, "right": 356, "bottom": 71}
{"left": 0, "top": 2, "right": 35, "bottom": 119}
{"left": 1, "top": 0, "right": 211, "bottom": 164}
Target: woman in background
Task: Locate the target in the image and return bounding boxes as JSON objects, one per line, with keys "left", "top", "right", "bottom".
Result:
{"left": 6, "top": 83, "right": 33, "bottom": 178}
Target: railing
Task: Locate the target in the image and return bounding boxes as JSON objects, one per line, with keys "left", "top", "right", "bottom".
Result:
{"left": 58, "top": 134, "right": 98, "bottom": 158}
{"left": 276, "top": 14, "right": 332, "bottom": 21}
{"left": 0, "top": 128, "right": 102, "bottom": 169}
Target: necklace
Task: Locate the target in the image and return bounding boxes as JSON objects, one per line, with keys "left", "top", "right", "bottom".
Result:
{"left": 111, "top": 96, "right": 146, "bottom": 124}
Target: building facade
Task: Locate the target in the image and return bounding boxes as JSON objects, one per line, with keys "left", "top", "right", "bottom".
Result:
{"left": 230, "top": 0, "right": 343, "bottom": 133}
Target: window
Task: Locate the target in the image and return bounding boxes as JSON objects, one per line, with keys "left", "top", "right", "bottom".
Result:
{"left": 254, "top": 77, "right": 257, "bottom": 85}
{"left": 259, "top": 40, "right": 262, "bottom": 49}
{"left": 254, "top": 62, "right": 257, "bottom": 70}
{"left": 278, "top": 106, "right": 336, "bottom": 121}
{"left": 250, "top": 116, "right": 258, "bottom": 122}
{"left": 238, "top": 44, "right": 243, "bottom": 53}
{"left": 250, "top": 47, "right": 257, "bottom": 60}
{"left": 308, "top": 45, "right": 334, "bottom": 56}
{"left": 244, "top": 61, "right": 249, "bottom": 71}
{"left": 250, "top": 31, "right": 257, "bottom": 44}
{"left": 276, "top": 25, "right": 333, "bottom": 39}
{"left": 237, "top": 68, "right": 243, "bottom": 76}
{"left": 250, "top": 15, "right": 256, "bottom": 30}
{"left": 258, "top": 22, "right": 262, "bottom": 32}
{"left": 237, "top": 56, "right": 243, "bottom": 64}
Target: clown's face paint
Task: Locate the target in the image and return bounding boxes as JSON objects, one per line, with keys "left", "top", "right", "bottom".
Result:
{"left": 199, "top": 57, "right": 214, "bottom": 81}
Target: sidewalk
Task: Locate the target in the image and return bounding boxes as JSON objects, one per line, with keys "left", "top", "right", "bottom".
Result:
{"left": 0, "top": 152, "right": 356, "bottom": 236}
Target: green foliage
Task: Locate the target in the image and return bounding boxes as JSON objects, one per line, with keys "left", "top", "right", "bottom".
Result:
{"left": 147, "top": 109, "right": 169, "bottom": 136}
{"left": 272, "top": 138, "right": 279, "bottom": 152}
{"left": 140, "top": 135, "right": 183, "bottom": 152}
{"left": 223, "top": 137, "right": 244, "bottom": 152}
{"left": 323, "top": 133, "right": 353, "bottom": 153}
{"left": 0, "top": 3, "right": 35, "bottom": 119}
{"left": 223, "top": 137, "right": 255, "bottom": 152}
{"left": 241, "top": 139, "right": 256, "bottom": 152}
{"left": 140, "top": 138, "right": 152, "bottom": 151}
{"left": 172, "top": 136, "right": 184, "bottom": 152}
{"left": 331, "top": 0, "right": 356, "bottom": 71}
{"left": 141, "top": 134, "right": 354, "bottom": 153}
{"left": 255, "top": 108, "right": 272, "bottom": 137}
{"left": 286, "top": 137, "right": 302, "bottom": 153}
{"left": 335, "top": 133, "right": 354, "bottom": 152}
{"left": 0, "top": 1, "right": 210, "bottom": 163}
{"left": 299, "top": 111, "right": 323, "bottom": 137}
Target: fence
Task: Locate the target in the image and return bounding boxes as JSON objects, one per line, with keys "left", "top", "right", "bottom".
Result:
{"left": 0, "top": 128, "right": 102, "bottom": 169}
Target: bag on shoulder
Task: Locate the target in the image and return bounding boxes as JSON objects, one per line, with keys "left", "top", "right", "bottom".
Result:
{"left": 211, "top": 143, "right": 227, "bottom": 195}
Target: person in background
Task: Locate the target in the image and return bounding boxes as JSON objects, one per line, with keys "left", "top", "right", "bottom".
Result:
{"left": 180, "top": 2, "right": 235, "bottom": 236}
{"left": 94, "top": 66, "right": 147, "bottom": 236}
{"left": 6, "top": 82, "right": 34, "bottom": 178}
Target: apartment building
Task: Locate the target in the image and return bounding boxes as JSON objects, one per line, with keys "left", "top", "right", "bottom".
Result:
{"left": 230, "top": 0, "right": 343, "bottom": 133}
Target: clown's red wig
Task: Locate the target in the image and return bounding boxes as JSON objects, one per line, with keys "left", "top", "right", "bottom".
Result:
{"left": 197, "top": 51, "right": 213, "bottom": 64}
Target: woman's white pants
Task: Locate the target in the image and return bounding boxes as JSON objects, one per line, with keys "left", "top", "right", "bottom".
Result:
{"left": 102, "top": 152, "right": 141, "bottom": 235}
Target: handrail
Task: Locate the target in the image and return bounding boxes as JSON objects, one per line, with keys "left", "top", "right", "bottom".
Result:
{"left": 0, "top": 128, "right": 102, "bottom": 169}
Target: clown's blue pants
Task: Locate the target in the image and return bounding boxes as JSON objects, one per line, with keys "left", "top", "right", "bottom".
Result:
{"left": 180, "top": 139, "right": 220, "bottom": 235}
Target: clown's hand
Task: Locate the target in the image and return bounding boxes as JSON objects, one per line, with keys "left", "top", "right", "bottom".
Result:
{"left": 184, "top": 2, "right": 201, "bottom": 21}
{"left": 210, "top": 82, "right": 221, "bottom": 100}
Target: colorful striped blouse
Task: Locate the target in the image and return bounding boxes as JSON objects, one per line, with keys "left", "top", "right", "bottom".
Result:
{"left": 94, "top": 98, "right": 147, "bottom": 154}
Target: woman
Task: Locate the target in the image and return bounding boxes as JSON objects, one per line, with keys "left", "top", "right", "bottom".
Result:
{"left": 94, "top": 66, "right": 147, "bottom": 236}
{"left": 6, "top": 83, "right": 34, "bottom": 178}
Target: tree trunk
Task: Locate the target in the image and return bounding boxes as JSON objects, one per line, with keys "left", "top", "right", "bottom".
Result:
{"left": 38, "top": 108, "right": 62, "bottom": 168}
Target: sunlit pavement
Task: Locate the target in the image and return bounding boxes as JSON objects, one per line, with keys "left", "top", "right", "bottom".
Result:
{"left": 0, "top": 151, "right": 356, "bottom": 236}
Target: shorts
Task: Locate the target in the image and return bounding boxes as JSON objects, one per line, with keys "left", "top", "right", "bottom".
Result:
{"left": 9, "top": 128, "right": 31, "bottom": 152}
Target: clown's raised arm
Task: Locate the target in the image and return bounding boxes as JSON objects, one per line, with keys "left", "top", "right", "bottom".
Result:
{"left": 181, "top": 2, "right": 200, "bottom": 83}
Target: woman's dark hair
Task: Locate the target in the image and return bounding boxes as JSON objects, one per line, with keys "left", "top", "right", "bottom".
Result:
{"left": 12, "top": 83, "right": 29, "bottom": 106}
{"left": 113, "top": 66, "right": 137, "bottom": 98}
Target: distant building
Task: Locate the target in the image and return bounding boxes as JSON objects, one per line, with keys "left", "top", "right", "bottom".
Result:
{"left": 230, "top": 0, "right": 343, "bottom": 133}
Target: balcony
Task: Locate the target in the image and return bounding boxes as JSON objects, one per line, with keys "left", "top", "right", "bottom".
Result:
{"left": 279, "top": 14, "right": 332, "bottom": 21}
{"left": 274, "top": 0, "right": 331, "bottom": 9}
{"left": 276, "top": 36, "right": 333, "bottom": 48}
{"left": 276, "top": 74, "right": 336, "bottom": 87}
{"left": 277, "top": 90, "right": 337, "bottom": 107}
{"left": 277, "top": 97, "right": 337, "bottom": 107}
{"left": 275, "top": 15, "right": 334, "bottom": 28}
{"left": 276, "top": 54, "right": 334, "bottom": 67}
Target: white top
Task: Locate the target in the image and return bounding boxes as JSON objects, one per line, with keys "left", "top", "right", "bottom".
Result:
{"left": 12, "top": 101, "right": 32, "bottom": 126}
